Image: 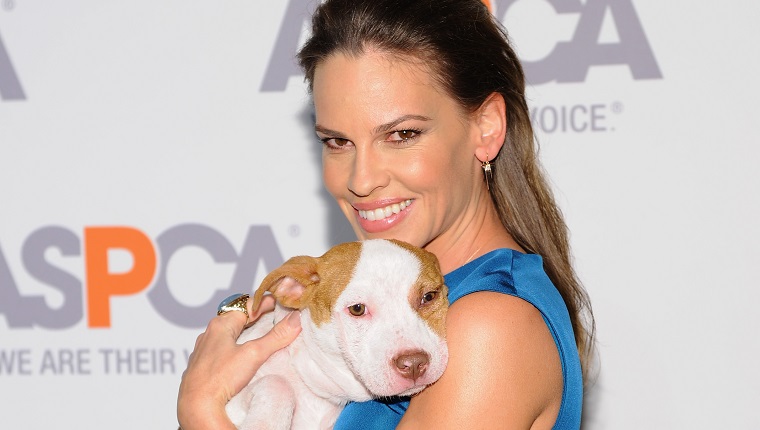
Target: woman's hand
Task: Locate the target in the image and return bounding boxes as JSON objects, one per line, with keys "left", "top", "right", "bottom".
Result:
{"left": 177, "top": 295, "right": 302, "bottom": 430}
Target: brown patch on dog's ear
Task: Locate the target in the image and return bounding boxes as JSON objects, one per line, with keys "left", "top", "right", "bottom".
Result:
{"left": 251, "top": 255, "right": 320, "bottom": 311}
{"left": 251, "top": 241, "right": 363, "bottom": 326}
{"left": 305, "top": 241, "right": 361, "bottom": 326}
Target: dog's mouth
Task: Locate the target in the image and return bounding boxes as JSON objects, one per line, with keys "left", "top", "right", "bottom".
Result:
{"left": 365, "top": 376, "right": 434, "bottom": 399}
{"left": 357, "top": 199, "right": 413, "bottom": 221}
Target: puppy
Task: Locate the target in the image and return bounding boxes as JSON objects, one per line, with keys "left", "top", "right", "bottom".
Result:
{"left": 225, "top": 239, "right": 449, "bottom": 430}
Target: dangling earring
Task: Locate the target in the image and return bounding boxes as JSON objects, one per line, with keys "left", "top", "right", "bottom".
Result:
{"left": 481, "top": 153, "right": 493, "bottom": 191}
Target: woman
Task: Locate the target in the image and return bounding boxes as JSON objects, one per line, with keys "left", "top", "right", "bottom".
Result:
{"left": 178, "top": 0, "right": 594, "bottom": 428}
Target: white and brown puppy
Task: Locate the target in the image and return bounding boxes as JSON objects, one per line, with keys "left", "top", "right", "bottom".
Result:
{"left": 226, "top": 239, "right": 449, "bottom": 430}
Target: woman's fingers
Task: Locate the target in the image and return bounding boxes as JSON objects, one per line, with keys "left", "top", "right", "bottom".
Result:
{"left": 249, "top": 294, "right": 276, "bottom": 322}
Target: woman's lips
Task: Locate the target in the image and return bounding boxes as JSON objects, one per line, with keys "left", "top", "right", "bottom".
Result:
{"left": 353, "top": 199, "right": 413, "bottom": 233}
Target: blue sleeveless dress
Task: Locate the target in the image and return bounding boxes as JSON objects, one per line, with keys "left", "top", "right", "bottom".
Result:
{"left": 333, "top": 249, "right": 583, "bottom": 429}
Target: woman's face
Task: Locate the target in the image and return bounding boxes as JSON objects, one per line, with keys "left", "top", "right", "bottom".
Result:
{"left": 312, "top": 50, "right": 484, "bottom": 251}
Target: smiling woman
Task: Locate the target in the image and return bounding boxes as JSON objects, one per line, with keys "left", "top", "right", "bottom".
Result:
{"left": 177, "top": 0, "right": 594, "bottom": 429}
{"left": 298, "top": 1, "right": 595, "bottom": 428}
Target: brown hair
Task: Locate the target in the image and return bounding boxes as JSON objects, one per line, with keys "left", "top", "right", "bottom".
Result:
{"left": 298, "top": 0, "right": 595, "bottom": 381}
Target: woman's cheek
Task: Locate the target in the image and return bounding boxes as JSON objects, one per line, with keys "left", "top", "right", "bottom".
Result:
{"left": 403, "top": 150, "right": 445, "bottom": 189}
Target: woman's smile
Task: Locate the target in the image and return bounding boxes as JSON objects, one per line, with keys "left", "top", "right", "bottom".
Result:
{"left": 353, "top": 199, "right": 414, "bottom": 233}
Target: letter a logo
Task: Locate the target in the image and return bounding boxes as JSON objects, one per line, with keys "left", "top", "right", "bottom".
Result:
{"left": 0, "top": 31, "right": 26, "bottom": 101}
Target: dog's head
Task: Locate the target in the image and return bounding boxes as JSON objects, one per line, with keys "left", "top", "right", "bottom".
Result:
{"left": 252, "top": 239, "right": 448, "bottom": 400}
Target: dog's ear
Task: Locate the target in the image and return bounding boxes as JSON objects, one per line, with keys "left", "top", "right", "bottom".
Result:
{"left": 251, "top": 255, "right": 320, "bottom": 311}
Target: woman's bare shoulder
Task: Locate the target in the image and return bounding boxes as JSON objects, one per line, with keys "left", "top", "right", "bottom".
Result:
{"left": 400, "top": 291, "right": 563, "bottom": 429}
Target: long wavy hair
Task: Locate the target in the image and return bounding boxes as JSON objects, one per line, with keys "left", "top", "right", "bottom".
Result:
{"left": 298, "top": 0, "right": 595, "bottom": 381}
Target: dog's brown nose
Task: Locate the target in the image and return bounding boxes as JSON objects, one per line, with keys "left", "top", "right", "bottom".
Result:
{"left": 394, "top": 351, "right": 430, "bottom": 381}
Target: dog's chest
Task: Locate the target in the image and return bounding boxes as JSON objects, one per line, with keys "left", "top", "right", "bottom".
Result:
{"left": 236, "top": 329, "right": 345, "bottom": 429}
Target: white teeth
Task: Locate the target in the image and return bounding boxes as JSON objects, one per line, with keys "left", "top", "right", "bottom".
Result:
{"left": 358, "top": 199, "right": 412, "bottom": 221}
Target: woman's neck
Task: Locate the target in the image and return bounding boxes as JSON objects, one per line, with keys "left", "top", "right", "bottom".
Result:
{"left": 426, "top": 196, "right": 523, "bottom": 274}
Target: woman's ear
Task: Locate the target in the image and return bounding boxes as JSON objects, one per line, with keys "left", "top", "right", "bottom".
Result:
{"left": 474, "top": 92, "right": 507, "bottom": 162}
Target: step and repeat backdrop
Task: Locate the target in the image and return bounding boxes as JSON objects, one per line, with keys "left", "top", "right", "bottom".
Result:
{"left": 1, "top": 1, "right": 758, "bottom": 429}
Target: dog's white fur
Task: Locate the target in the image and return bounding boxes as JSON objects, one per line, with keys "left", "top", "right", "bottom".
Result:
{"left": 225, "top": 239, "right": 449, "bottom": 430}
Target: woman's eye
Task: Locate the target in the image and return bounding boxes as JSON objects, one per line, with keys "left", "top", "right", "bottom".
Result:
{"left": 348, "top": 303, "right": 366, "bottom": 316}
{"left": 320, "top": 137, "right": 352, "bottom": 150}
{"left": 387, "top": 129, "right": 420, "bottom": 142}
{"left": 421, "top": 291, "right": 437, "bottom": 305}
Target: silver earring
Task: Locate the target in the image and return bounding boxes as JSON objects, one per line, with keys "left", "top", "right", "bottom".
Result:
{"left": 481, "top": 154, "right": 493, "bottom": 191}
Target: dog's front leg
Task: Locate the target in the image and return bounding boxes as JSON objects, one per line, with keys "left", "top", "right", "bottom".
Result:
{"left": 227, "top": 375, "right": 296, "bottom": 430}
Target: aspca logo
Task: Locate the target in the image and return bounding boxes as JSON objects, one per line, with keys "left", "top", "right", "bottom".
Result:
{"left": 0, "top": 225, "right": 284, "bottom": 329}
{"left": 0, "top": 30, "right": 25, "bottom": 100}
{"left": 260, "top": 0, "right": 662, "bottom": 91}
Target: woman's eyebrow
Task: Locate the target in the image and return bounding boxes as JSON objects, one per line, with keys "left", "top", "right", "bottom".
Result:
{"left": 372, "top": 114, "right": 432, "bottom": 134}
{"left": 314, "top": 124, "right": 348, "bottom": 139}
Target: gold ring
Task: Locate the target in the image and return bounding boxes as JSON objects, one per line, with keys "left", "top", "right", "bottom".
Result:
{"left": 217, "top": 294, "right": 250, "bottom": 319}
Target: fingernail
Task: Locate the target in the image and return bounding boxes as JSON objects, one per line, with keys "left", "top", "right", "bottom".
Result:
{"left": 287, "top": 311, "right": 301, "bottom": 328}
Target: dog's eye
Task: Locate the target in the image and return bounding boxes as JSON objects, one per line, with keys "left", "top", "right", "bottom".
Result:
{"left": 348, "top": 303, "right": 366, "bottom": 316}
{"left": 421, "top": 291, "right": 438, "bottom": 305}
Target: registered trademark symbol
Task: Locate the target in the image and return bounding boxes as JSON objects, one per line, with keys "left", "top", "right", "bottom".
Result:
{"left": 2, "top": 0, "right": 15, "bottom": 11}
{"left": 611, "top": 101, "right": 624, "bottom": 114}
{"left": 288, "top": 225, "right": 301, "bottom": 237}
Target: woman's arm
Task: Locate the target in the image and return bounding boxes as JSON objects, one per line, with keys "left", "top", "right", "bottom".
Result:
{"left": 398, "top": 291, "right": 563, "bottom": 429}
{"left": 176, "top": 296, "right": 302, "bottom": 430}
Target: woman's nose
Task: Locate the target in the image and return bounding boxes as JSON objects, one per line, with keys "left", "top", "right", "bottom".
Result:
{"left": 347, "top": 145, "right": 390, "bottom": 197}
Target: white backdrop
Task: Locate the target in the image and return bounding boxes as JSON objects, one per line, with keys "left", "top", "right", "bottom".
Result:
{"left": 1, "top": 1, "right": 758, "bottom": 429}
